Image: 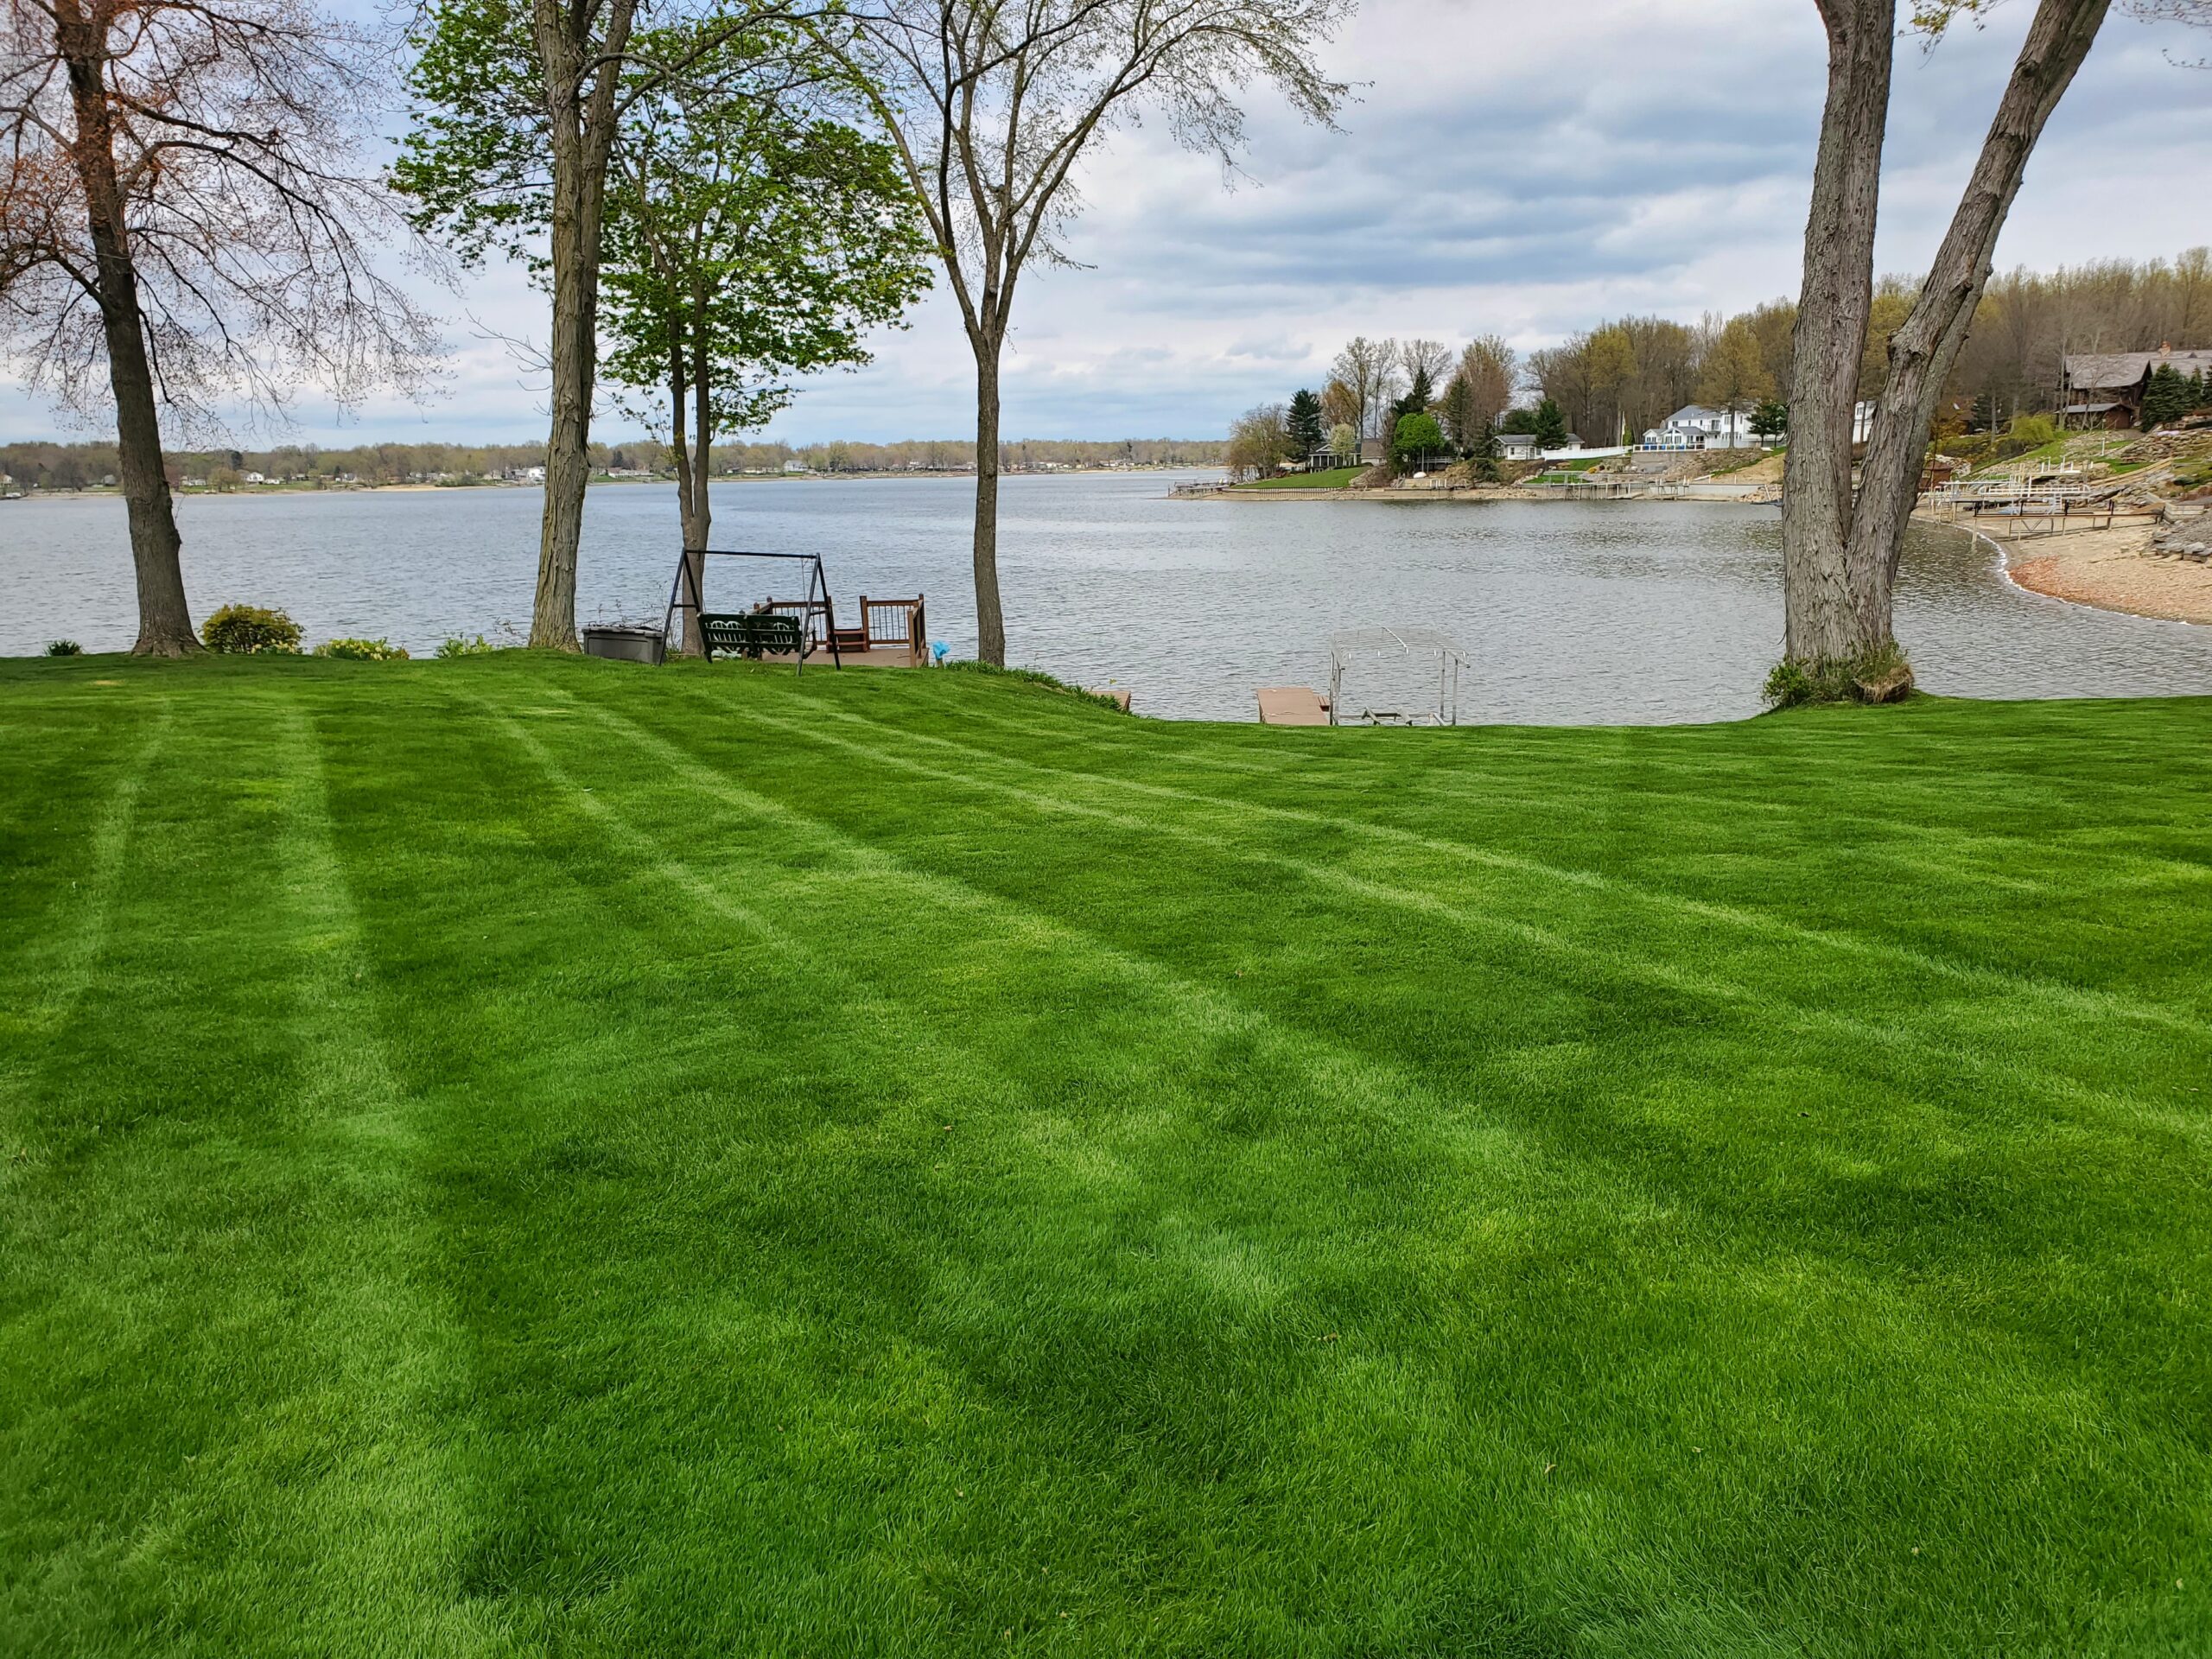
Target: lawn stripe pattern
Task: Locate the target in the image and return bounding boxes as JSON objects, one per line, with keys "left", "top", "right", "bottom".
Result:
{"left": 3, "top": 652, "right": 2208, "bottom": 1656}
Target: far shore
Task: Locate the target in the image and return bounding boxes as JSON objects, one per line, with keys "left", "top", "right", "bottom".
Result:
{"left": 4, "top": 467, "right": 1215, "bottom": 503}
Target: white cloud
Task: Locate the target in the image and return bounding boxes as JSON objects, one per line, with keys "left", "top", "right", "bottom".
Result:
{"left": 6, "top": 0, "right": 2209, "bottom": 446}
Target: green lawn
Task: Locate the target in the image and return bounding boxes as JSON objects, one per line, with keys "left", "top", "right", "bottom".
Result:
{"left": 1235, "top": 465, "right": 1364, "bottom": 489}
{"left": 5, "top": 653, "right": 2210, "bottom": 1656}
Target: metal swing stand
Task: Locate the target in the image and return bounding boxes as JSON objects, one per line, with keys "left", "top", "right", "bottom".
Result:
{"left": 664, "top": 549, "right": 842, "bottom": 673}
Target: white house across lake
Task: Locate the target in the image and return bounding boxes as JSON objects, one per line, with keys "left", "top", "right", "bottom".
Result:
{"left": 1641, "top": 405, "right": 1764, "bottom": 449}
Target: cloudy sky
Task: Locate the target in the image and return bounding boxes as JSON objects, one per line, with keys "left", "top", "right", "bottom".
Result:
{"left": 5, "top": 0, "right": 2208, "bottom": 447}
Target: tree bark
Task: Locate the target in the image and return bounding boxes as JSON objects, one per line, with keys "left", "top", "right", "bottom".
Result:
{"left": 1846, "top": 0, "right": 2109, "bottom": 603}
{"left": 1781, "top": 0, "right": 2109, "bottom": 671}
{"left": 528, "top": 0, "right": 633, "bottom": 651}
{"left": 667, "top": 335, "right": 706, "bottom": 656}
{"left": 970, "top": 333, "right": 1007, "bottom": 665}
{"left": 56, "top": 3, "right": 198, "bottom": 655}
{"left": 1780, "top": 0, "right": 1892, "bottom": 666}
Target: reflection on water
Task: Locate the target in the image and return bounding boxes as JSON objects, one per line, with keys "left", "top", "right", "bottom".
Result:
{"left": 4, "top": 474, "right": 2208, "bottom": 721}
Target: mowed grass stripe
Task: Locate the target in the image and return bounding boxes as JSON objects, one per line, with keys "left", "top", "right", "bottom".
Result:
{"left": 842, "top": 678, "right": 2212, "bottom": 905}
{"left": 571, "top": 683, "right": 2210, "bottom": 1352}
{"left": 613, "top": 677, "right": 2210, "bottom": 1047}
{"left": 0, "top": 688, "right": 492, "bottom": 1656}
{"left": 473, "top": 703, "right": 1658, "bottom": 1646}
{"left": 766, "top": 685, "right": 2212, "bottom": 1018}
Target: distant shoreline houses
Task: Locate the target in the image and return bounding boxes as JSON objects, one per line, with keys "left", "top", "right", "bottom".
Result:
{"left": 2060, "top": 346, "right": 2212, "bottom": 428}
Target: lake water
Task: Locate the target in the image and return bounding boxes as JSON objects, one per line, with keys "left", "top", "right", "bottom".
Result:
{"left": 5, "top": 472, "right": 2209, "bottom": 721}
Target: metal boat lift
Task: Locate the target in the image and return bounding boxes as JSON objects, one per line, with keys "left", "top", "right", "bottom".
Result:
{"left": 1326, "top": 627, "right": 1471, "bottom": 726}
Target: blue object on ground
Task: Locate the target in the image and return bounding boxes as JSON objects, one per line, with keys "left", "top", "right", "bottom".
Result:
{"left": 931, "top": 641, "right": 950, "bottom": 664}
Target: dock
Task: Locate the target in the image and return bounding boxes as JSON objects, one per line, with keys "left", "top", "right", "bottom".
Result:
{"left": 1256, "top": 686, "right": 1331, "bottom": 726}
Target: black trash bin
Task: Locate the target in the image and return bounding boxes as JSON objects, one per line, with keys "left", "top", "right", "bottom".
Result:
{"left": 582, "top": 625, "right": 666, "bottom": 666}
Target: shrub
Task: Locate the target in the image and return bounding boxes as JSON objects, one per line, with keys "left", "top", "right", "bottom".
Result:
{"left": 1764, "top": 642, "right": 1913, "bottom": 709}
{"left": 314, "top": 637, "right": 410, "bottom": 661}
{"left": 45, "top": 639, "right": 83, "bottom": 657}
{"left": 435, "top": 633, "right": 496, "bottom": 658}
{"left": 201, "top": 603, "right": 302, "bottom": 654}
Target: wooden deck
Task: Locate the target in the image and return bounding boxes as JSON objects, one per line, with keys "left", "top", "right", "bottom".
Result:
{"left": 1256, "top": 686, "right": 1331, "bottom": 726}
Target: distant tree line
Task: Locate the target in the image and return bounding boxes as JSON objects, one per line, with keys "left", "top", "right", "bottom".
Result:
{"left": 1224, "top": 247, "right": 2212, "bottom": 482}
{"left": 0, "top": 435, "right": 1228, "bottom": 492}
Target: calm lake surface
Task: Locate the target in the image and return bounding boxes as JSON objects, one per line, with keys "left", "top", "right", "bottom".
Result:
{"left": 5, "top": 472, "right": 2209, "bottom": 721}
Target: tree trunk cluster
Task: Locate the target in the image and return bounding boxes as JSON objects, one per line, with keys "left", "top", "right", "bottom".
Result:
{"left": 1780, "top": 0, "right": 2109, "bottom": 676}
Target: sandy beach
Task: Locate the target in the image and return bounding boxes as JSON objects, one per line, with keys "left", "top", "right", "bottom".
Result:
{"left": 1961, "top": 515, "right": 2212, "bottom": 627}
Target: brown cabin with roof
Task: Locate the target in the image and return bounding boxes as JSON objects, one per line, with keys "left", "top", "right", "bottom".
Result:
{"left": 2061, "top": 345, "right": 2212, "bottom": 428}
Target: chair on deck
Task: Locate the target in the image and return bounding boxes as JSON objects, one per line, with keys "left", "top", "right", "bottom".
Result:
{"left": 699, "top": 611, "right": 811, "bottom": 672}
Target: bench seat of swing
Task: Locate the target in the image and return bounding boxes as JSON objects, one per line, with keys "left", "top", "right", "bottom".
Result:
{"left": 700, "top": 612, "right": 810, "bottom": 665}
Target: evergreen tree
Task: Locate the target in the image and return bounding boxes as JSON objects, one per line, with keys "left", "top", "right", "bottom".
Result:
{"left": 1532, "top": 398, "right": 1569, "bottom": 448}
{"left": 1498, "top": 407, "right": 1539, "bottom": 435}
{"left": 1468, "top": 421, "right": 1500, "bottom": 481}
{"left": 1390, "top": 363, "right": 1436, "bottom": 426}
{"left": 1286, "top": 389, "right": 1325, "bottom": 458}
{"left": 2140, "top": 363, "right": 2191, "bottom": 429}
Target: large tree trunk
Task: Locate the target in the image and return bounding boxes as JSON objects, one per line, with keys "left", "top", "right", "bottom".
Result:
{"left": 1779, "top": 0, "right": 1892, "bottom": 666}
{"left": 1780, "top": 0, "right": 2109, "bottom": 674}
{"left": 970, "top": 334, "right": 1007, "bottom": 666}
{"left": 56, "top": 8, "right": 197, "bottom": 655}
{"left": 667, "top": 338, "right": 705, "bottom": 656}
{"left": 528, "top": 0, "right": 632, "bottom": 652}
{"left": 1846, "top": 0, "right": 2109, "bottom": 599}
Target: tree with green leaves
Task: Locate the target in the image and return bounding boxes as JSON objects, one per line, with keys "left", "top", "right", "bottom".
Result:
{"left": 397, "top": 0, "right": 793, "bottom": 648}
{"left": 1467, "top": 421, "right": 1501, "bottom": 481}
{"left": 1286, "top": 390, "right": 1325, "bottom": 459}
{"left": 599, "top": 30, "right": 931, "bottom": 648}
{"left": 1751, "top": 398, "right": 1790, "bottom": 444}
{"left": 1532, "top": 398, "right": 1569, "bottom": 449}
{"left": 1391, "top": 410, "right": 1445, "bottom": 470}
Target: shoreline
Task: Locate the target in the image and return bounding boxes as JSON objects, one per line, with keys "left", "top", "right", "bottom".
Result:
{"left": 1937, "top": 513, "right": 2210, "bottom": 627}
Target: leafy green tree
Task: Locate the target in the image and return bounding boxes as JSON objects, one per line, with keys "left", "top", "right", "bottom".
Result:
{"left": 397, "top": 0, "right": 781, "bottom": 647}
{"left": 1391, "top": 410, "right": 1446, "bottom": 469}
{"left": 600, "top": 33, "right": 932, "bottom": 649}
{"left": 1751, "top": 399, "right": 1790, "bottom": 443}
{"left": 1286, "top": 390, "right": 1325, "bottom": 458}
{"left": 1498, "top": 407, "right": 1540, "bottom": 435}
{"left": 1532, "top": 398, "right": 1569, "bottom": 449}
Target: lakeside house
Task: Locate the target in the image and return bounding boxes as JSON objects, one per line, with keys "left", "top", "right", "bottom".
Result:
{"left": 2061, "top": 345, "right": 2212, "bottom": 427}
{"left": 1641, "top": 405, "right": 1764, "bottom": 449}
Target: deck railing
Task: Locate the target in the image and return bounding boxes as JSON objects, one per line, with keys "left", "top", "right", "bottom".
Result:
{"left": 856, "top": 595, "right": 926, "bottom": 658}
